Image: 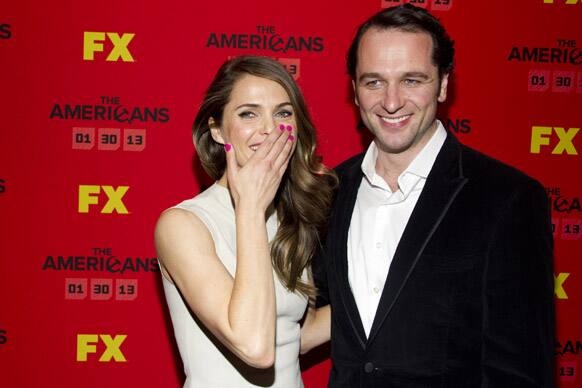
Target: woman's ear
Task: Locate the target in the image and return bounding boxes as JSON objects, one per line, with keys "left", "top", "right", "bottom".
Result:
{"left": 209, "top": 117, "right": 225, "bottom": 144}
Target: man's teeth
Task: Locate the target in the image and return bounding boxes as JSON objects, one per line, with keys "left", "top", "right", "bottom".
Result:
{"left": 381, "top": 115, "right": 410, "bottom": 123}
{"left": 250, "top": 145, "right": 259, "bottom": 151}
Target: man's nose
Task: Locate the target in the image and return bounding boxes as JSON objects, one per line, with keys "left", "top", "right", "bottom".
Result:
{"left": 382, "top": 85, "right": 404, "bottom": 113}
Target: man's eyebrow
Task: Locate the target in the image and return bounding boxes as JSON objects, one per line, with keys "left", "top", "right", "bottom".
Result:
{"left": 357, "top": 72, "right": 383, "bottom": 82}
{"left": 357, "top": 72, "right": 432, "bottom": 83}
{"left": 402, "top": 72, "right": 430, "bottom": 80}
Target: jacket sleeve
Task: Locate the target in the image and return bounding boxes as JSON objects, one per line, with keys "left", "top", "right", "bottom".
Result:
{"left": 481, "top": 179, "right": 555, "bottom": 387}
{"left": 313, "top": 242, "right": 330, "bottom": 309}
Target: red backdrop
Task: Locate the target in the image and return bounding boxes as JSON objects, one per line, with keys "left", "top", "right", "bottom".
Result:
{"left": 1, "top": 0, "right": 580, "bottom": 386}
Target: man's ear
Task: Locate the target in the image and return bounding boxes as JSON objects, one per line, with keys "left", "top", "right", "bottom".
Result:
{"left": 437, "top": 73, "right": 449, "bottom": 103}
{"left": 208, "top": 117, "right": 225, "bottom": 144}
{"left": 352, "top": 79, "right": 360, "bottom": 107}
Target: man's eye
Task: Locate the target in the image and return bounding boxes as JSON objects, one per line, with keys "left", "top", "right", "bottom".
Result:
{"left": 403, "top": 79, "right": 420, "bottom": 86}
{"left": 365, "top": 80, "right": 381, "bottom": 88}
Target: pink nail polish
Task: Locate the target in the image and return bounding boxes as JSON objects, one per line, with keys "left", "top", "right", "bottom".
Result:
{"left": 225, "top": 144, "right": 231, "bottom": 152}
{"left": 288, "top": 135, "right": 295, "bottom": 142}
{"left": 286, "top": 125, "right": 293, "bottom": 132}
{"left": 279, "top": 124, "right": 285, "bottom": 131}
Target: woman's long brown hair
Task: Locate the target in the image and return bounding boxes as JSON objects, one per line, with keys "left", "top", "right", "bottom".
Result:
{"left": 193, "top": 55, "right": 336, "bottom": 296}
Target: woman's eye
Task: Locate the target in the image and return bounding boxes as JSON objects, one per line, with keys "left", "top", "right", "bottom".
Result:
{"left": 238, "top": 111, "right": 256, "bottom": 119}
{"left": 276, "top": 110, "right": 293, "bottom": 119}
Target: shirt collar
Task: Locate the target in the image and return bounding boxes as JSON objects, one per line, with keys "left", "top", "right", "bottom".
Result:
{"left": 406, "top": 120, "right": 447, "bottom": 179}
{"left": 360, "top": 120, "right": 447, "bottom": 194}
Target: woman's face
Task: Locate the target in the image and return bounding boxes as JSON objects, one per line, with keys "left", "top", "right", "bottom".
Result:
{"left": 211, "top": 74, "right": 297, "bottom": 167}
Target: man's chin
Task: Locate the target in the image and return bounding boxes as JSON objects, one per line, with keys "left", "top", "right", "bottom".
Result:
{"left": 374, "top": 137, "right": 415, "bottom": 155}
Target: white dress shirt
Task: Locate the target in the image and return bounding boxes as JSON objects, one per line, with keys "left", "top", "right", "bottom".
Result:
{"left": 347, "top": 121, "right": 447, "bottom": 337}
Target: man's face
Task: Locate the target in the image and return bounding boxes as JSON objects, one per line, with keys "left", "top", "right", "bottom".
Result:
{"left": 353, "top": 28, "right": 448, "bottom": 157}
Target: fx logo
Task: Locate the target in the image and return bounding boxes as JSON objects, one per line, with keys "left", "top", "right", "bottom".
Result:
{"left": 83, "top": 32, "right": 135, "bottom": 62}
{"left": 555, "top": 273, "right": 570, "bottom": 299}
{"left": 77, "top": 334, "right": 127, "bottom": 362}
{"left": 544, "top": 0, "right": 581, "bottom": 3}
{"left": 78, "top": 185, "right": 129, "bottom": 214}
{"left": 530, "top": 126, "right": 579, "bottom": 155}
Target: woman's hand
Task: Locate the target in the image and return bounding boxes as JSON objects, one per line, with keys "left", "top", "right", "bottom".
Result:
{"left": 225, "top": 124, "right": 295, "bottom": 212}
{"left": 155, "top": 125, "right": 295, "bottom": 369}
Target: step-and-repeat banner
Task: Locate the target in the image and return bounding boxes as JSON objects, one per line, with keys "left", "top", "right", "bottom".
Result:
{"left": 1, "top": 0, "right": 580, "bottom": 386}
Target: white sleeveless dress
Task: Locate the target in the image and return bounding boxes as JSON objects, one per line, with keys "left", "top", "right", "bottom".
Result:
{"left": 161, "top": 183, "right": 307, "bottom": 388}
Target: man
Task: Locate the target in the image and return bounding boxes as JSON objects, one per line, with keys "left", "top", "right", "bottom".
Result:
{"left": 314, "top": 4, "right": 555, "bottom": 387}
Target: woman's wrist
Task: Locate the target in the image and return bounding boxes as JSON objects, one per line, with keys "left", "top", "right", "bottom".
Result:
{"left": 235, "top": 203, "right": 267, "bottom": 223}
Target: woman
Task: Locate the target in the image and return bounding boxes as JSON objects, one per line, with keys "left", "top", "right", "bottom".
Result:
{"left": 155, "top": 55, "right": 334, "bottom": 388}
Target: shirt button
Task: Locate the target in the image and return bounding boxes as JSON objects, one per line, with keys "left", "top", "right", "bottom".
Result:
{"left": 373, "top": 287, "right": 380, "bottom": 294}
{"left": 375, "top": 242, "right": 382, "bottom": 249}
{"left": 364, "top": 362, "right": 374, "bottom": 373}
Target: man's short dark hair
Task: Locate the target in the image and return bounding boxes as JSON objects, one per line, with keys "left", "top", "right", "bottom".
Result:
{"left": 347, "top": 4, "right": 455, "bottom": 80}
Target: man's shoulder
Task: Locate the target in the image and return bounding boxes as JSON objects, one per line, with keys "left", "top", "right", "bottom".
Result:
{"left": 459, "top": 141, "right": 544, "bottom": 193}
{"left": 334, "top": 152, "right": 365, "bottom": 178}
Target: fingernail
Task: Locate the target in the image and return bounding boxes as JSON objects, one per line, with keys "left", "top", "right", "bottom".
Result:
{"left": 279, "top": 124, "right": 285, "bottom": 131}
{"left": 225, "top": 144, "right": 231, "bottom": 152}
{"left": 288, "top": 135, "right": 295, "bottom": 142}
{"left": 286, "top": 125, "right": 293, "bottom": 132}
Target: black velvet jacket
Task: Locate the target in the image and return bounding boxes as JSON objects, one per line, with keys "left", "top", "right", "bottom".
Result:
{"left": 314, "top": 132, "right": 555, "bottom": 388}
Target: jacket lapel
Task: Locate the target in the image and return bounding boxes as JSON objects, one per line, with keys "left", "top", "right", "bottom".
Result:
{"left": 366, "top": 133, "right": 468, "bottom": 346}
{"left": 329, "top": 156, "right": 368, "bottom": 349}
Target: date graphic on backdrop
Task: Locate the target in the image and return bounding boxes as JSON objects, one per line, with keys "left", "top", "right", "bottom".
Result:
{"left": 44, "top": 248, "right": 154, "bottom": 302}
{"left": 65, "top": 278, "right": 138, "bottom": 301}
{"left": 381, "top": 0, "right": 453, "bottom": 11}
{"left": 555, "top": 340, "right": 581, "bottom": 383}
{"left": 51, "top": 97, "right": 167, "bottom": 154}
{"left": 72, "top": 127, "right": 146, "bottom": 152}
{"left": 558, "top": 361, "right": 577, "bottom": 383}
{"left": 509, "top": 39, "right": 582, "bottom": 93}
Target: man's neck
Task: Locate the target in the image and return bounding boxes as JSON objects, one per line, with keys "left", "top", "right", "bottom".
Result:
{"left": 374, "top": 122, "right": 438, "bottom": 191}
